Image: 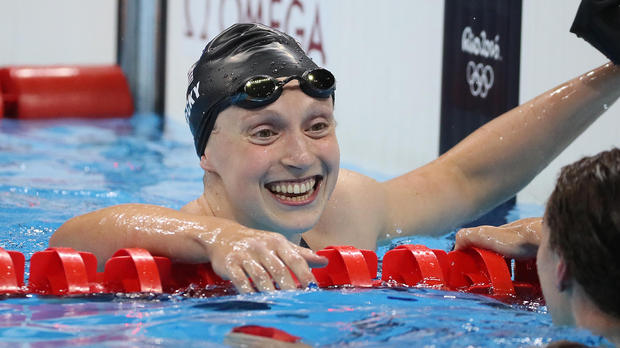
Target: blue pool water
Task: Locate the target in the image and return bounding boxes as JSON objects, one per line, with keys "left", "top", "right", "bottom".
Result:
{"left": 0, "top": 115, "right": 610, "bottom": 347}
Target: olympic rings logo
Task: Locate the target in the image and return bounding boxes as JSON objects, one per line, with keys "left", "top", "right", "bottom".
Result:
{"left": 466, "top": 61, "right": 494, "bottom": 98}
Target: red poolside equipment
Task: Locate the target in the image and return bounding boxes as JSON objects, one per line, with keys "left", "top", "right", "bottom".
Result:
{"left": 312, "top": 245, "right": 378, "bottom": 287}
{"left": 0, "top": 247, "right": 25, "bottom": 294}
{"left": 444, "top": 247, "right": 516, "bottom": 299}
{"left": 0, "top": 65, "right": 133, "bottom": 119}
{"left": 29, "top": 247, "right": 100, "bottom": 295}
{"left": 0, "top": 244, "right": 540, "bottom": 303}
{"left": 512, "top": 259, "right": 543, "bottom": 300}
{"left": 232, "top": 325, "right": 301, "bottom": 343}
{"left": 382, "top": 244, "right": 448, "bottom": 287}
{"left": 166, "top": 263, "right": 229, "bottom": 292}
{"left": 103, "top": 248, "right": 168, "bottom": 293}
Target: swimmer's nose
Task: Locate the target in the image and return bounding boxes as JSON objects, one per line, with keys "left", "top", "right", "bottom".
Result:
{"left": 280, "top": 132, "right": 313, "bottom": 170}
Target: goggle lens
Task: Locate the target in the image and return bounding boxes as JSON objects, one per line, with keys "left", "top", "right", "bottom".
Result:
{"left": 243, "top": 77, "right": 278, "bottom": 99}
{"left": 305, "top": 69, "right": 335, "bottom": 91}
{"left": 237, "top": 68, "right": 335, "bottom": 108}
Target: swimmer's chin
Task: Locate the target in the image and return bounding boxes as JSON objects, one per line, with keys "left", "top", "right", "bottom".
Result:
{"left": 251, "top": 214, "right": 320, "bottom": 237}
{"left": 271, "top": 220, "right": 317, "bottom": 236}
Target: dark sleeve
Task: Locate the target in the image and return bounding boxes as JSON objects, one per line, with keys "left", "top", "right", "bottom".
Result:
{"left": 570, "top": 0, "right": 620, "bottom": 64}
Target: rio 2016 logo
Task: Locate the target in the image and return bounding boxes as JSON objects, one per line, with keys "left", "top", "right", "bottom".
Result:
{"left": 183, "top": 0, "right": 327, "bottom": 64}
{"left": 461, "top": 26, "right": 501, "bottom": 99}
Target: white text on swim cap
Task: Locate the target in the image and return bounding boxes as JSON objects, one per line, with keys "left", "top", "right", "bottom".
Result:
{"left": 185, "top": 81, "right": 200, "bottom": 122}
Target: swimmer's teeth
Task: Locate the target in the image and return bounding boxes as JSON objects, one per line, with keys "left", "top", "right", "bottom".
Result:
{"left": 274, "top": 187, "right": 314, "bottom": 202}
{"left": 268, "top": 177, "right": 316, "bottom": 195}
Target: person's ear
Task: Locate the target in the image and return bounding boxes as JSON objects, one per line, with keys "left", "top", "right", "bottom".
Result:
{"left": 200, "top": 154, "right": 216, "bottom": 172}
{"left": 555, "top": 257, "right": 571, "bottom": 292}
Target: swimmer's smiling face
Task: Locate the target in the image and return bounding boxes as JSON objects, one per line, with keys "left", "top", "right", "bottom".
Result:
{"left": 200, "top": 80, "right": 339, "bottom": 236}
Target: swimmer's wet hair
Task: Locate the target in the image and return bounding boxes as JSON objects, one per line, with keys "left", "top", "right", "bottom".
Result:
{"left": 545, "top": 147, "right": 620, "bottom": 318}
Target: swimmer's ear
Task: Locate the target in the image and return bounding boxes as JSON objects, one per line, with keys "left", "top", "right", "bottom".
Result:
{"left": 200, "top": 154, "right": 216, "bottom": 172}
{"left": 555, "top": 257, "right": 571, "bottom": 292}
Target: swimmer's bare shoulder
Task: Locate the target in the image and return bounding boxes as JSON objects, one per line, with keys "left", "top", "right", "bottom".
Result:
{"left": 180, "top": 195, "right": 212, "bottom": 216}
{"left": 303, "top": 168, "right": 389, "bottom": 250}
{"left": 307, "top": 160, "right": 487, "bottom": 250}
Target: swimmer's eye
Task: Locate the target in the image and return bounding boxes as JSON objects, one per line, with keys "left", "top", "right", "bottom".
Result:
{"left": 249, "top": 127, "right": 279, "bottom": 144}
{"left": 255, "top": 129, "right": 276, "bottom": 138}
{"left": 306, "top": 121, "right": 331, "bottom": 138}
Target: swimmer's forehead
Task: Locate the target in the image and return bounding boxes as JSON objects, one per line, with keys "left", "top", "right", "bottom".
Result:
{"left": 223, "top": 91, "right": 334, "bottom": 122}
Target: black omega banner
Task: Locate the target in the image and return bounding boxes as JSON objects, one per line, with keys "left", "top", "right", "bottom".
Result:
{"left": 439, "top": 0, "right": 522, "bottom": 225}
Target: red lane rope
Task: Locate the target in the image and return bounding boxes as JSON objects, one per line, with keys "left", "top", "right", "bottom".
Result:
{"left": 0, "top": 245, "right": 541, "bottom": 302}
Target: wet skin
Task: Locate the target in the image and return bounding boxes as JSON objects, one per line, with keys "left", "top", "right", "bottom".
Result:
{"left": 199, "top": 81, "right": 340, "bottom": 238}
{"left": 455, "top": 214, "right": 620, "bottom": 345}
{"left": 536, "top": 220, "right": 574, "bottom": 326}
{"left": 193, "top": 81, "right": 339, "bottom": 292}
{"left": 51, "top": 63, "right": 620, "bottom": 294}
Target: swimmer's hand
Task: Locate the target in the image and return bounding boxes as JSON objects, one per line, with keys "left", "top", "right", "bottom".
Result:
{"left": 454, "top": 217, "right": 542, "bottom": 259}
{"left": 202, "top": 226, "right": 328, "bottom": 293}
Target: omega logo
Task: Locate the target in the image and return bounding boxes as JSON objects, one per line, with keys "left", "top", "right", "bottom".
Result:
{"left": 183, "top": 0, "right": 327, "bottom": 64}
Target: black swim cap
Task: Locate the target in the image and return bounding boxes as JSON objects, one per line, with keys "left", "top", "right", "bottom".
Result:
{"left": 185, "top": 23, "right": 322, "bottom": 157}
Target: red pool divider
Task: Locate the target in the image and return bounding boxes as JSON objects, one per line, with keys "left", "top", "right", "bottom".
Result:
{"left": 0, "top": 247, "right": 25, "bottom": 294}
{"left": 25, "top": 247, "right": 232, "bottom": 295}
{"left": 165, "top": 263, "right": 229, "bottom": 292}
{"left": 0, "top": 245, "right": 541, "bottom": 302}
{"left": 29, "top": 247, "right": 101, "bottom": 295}
{"left": 0, "top": 65, "right": 133, "bottom": 119}
{"left": 444, "top": 247, "right": 516, "bottom": 300}
{"left": 0, "top": 90, "right": 4, "bottom": 118}
{"left": 512, "top": 259, "right": 543, "bottom": 300}
{"left": 381, "top": 244, "right": 542, "bottom": 302}
{"left": 103, "top": 248, "right": 169, "bottom": 293}
{"left": 231, "top": 325, "right": 301, "bottom": 343}
{"left": 312, "top": 245, "right": 379, "bottom": 287}
{"left": 381, "top": 244, "right": 448, "bottom": 287}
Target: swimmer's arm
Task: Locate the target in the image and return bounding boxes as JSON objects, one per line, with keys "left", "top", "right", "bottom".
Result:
{"left": 379, "top": 62, "right": 620, "bottom": 239}
{"left": 454, "top": 217, "right": 542, "bottom": 259}
{"left": 50, "top": 204, "right": 225, "bottom": 265}
{"left": 50, "top": 203, "right": 326, "bottom": 293}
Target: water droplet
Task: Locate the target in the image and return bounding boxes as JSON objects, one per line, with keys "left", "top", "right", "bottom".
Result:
{"left": 499, "top": 136, "right": 504, "bottom": 141}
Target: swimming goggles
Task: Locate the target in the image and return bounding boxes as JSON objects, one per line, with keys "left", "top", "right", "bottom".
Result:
{"left": 231, "top": 68, "right": 336, "bottom": 108}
